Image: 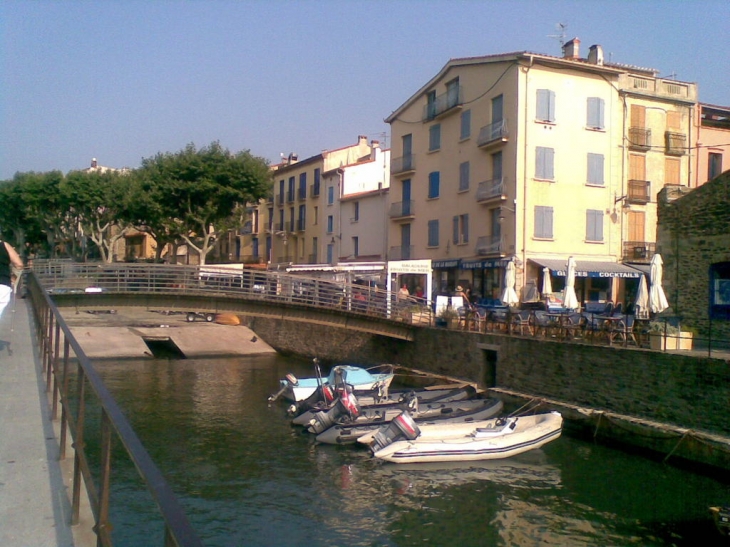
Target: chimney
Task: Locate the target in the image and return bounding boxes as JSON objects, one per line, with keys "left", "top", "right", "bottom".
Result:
{"left": 358, "top": 135, "right": 368, "bottom": 145}
{"left": 588, "top": 44, "right": 604, "bottom": 65}
{"left": 91, "top": 158, "right": 98, "bottom": 168}
{"left": 371, "top": 140, "right": 380, "bottom": 149}
{"left": 287, "top": 153, "right": 298, "bottom": 164}
{"left": 563, "top": 37, "right": 580, "bottom": 60}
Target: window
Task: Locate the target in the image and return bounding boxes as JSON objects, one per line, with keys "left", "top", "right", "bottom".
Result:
{"left": 587, "top": 153, "right": 604, "bottom": 185}
{"left": 446, "top": 78, "right": 460, "bottom": 109}
{"left": 586, "top": 209, "right": 604, "bottom": 242}
{"left": 452, "top": 214, "right": 469, "bottom": 244}
{"left": 709, "top": 152, "right": 723, "bottom": 180}
{"left": 459, "top": 161, "right": 470, "bottom": 191}
{"left": 666, "top": 111, "right": 681, "bottom": 131}
{"left": 710, "top": 262, "right": 730, "bottom": 319}
{"left": 313, "top": 206, "right": 318, "bottom": 225}
{"left": 313, "top": 168, "right": 321, "bottom": 196}
{"left": 665, "top": 157, "right": 680, "bottom": 185}
{"left": 278, "top": 179, "right": 285, "bottom": 204}
{"left": 327, "top": 186, "right": 334, "bottom": 205}
{"left": 460, "top": 110, "right": 471, "bottom": 139}
{"left": 429, "top": 124, "right": 441, "bottom": 151}
{"left": 428, "top": 171, "right": 440, "bottom": 199}
{"left": 534, "top": 206, "right": 553, "bottom": 239}
{"left": 586, "top": 97, "right": 605, "bottom": 129}
{"left": 426, "top": 90, "right": 437, "bottom": 120}
{"left": 327, "top": 215, "right": 333, "bottom": 233}
{"left": 298, "top": 173, "right": 307, "bottom": 199}
{"left": 492, "top": 151, "right": 503, "bottom": 181}
{"left": 427, "top": 220, "right": 439, "bottom": 247}
{"left": 352, "top": 237, "right": 359, "bottom": 258}
{"left": 312, "top": 237, "right": 318, "bottom": 262}
{"left": 298, "top": 205, "right": 306, "bottom": 230}
{"left": 353, "top": 201, "right": 359, "bottom": 221}
{"left": 287, "top": 177, "right": 295, "bottom": 202}
{"left": 535, "top": 147, "right": 555, "bottom": 180}
{"left": 536, "top": 89, "right": 556, "bottom": 122}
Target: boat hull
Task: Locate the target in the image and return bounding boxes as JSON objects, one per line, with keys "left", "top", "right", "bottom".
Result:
{"left": 372, "top": 412, "right": 563, "bottom": 464}
{"left": 280, "top": 364, "right": 394, "bottom": 402}
{"left": 315, "top": 398, "right": 504, "bottom": 445}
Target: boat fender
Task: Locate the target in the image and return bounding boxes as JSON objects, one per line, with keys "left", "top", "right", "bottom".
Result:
{"left": 322, "top": 385, "right": 335, "bottom": 403}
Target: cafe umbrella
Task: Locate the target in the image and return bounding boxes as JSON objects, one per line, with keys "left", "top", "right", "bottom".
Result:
{"left": 563, "top": 257, "right": 579, "bottom": 310}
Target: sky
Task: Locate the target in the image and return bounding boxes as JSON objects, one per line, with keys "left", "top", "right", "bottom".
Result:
{"left": 1, "top": 0, "right": 728, "bottom": 180}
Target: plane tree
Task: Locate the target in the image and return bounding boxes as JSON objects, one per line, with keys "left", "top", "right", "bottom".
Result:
{"left": 133, "top": 142, "right": 271, "bottom": 265}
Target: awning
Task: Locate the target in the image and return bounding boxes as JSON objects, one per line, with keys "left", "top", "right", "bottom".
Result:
{"left": 530, "top": 258, "right": 642, "bottom": 279}
{"left": 461, "top": 259, "right": 511, "bottom": 269}
{"left": 432, "top": 259, "right": 461, "bottom": 269}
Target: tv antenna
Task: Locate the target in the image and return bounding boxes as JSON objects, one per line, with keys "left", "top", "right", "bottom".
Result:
{"left": 548, "top": 22, "right": 568, "bottom": 54}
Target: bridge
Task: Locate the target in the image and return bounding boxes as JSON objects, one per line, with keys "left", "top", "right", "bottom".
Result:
{"left": 32, "top": 261, "right": 434, "bottom": 341}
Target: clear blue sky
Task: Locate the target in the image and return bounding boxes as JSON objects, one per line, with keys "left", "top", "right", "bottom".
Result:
{"left": 2, "top": 0, "right": 728, "bottom": 180}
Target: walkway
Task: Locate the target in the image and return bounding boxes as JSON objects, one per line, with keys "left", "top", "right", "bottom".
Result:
{"left": 0, "top": 297, "right": 80, "bottom": 546}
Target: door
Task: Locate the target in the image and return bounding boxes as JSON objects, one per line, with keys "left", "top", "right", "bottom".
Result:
{"left": 400, "top": 224, "right": 411, "bottom": 260}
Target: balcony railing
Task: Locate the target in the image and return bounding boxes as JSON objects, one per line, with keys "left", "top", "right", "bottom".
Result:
{"left": 475, "top": 235, "right": 503, "bottom": 256}
{"left": 477, "top": 119, "right": 509, "bottom": 148}
{"left": 389, "top": 245, "right": 414, "bottom": 261}
{"left": 391, "top": 154, "right": 416, "bottom": 176}
{"left": 296, "top": 218, "right": 306, "bottom": 231}
{"left": 388, "top": 200, "right": 415, "bottom": 219}
{"left": 422, "top": 86, "right": 463, "bottom": 121}
{"left": 277, "top": 194, "right": 284, "bottom": 205}
{"left": 298, "top": 187, "right": 307, "bottom": 200}
{"left": 310, "top": 183, "right": 320, "bottom": 197}
{"left": 308, "top": 253, "right": 318, "bottom": 263}
{"left": 622, "top": 241, "right": 656, "bottom": 263}
{"left": 240, "top": 222, "right": 253, "bottom": 235}
{"left": 627, "top": 179, "right": 651, "bottom": 204}
{"left": 476, "top": 177, "right": 506, "bottom": 203}
{"left": 287, "top": 191, "right": 295, "bottom": 203}
{"left": 665, "top": 131, "right": 686, "bottom": 156}
{"left": 628, "top": 127, "right": 651, "bottom": 150}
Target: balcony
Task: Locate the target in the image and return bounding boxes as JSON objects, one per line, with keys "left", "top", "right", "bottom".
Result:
{"left": 239, "top": 222, "right": 253, "bottom": 235}
{"left": 388, "top": 200, "right": 415, "bottom": 221}
{"left": 628, "top": 127, "right": 651, "bottom": 151}
{"left": 477, "top": 119, "right": 509, "bottom": 149}
{"left": 389, "top": 245, "right": 413, "bottom": 261}
{"left": 310, "top": 183, "right": 320, "bottom": 198}
{"left": 390, "top": 154, "right": 416, "bottom": 177}
{"left": 308, "top": 254, "right": 318, "bottom": 263}
{"left": 475, "top": 235, "right": 503, "bottom": 256}
{"left": 296, "top": 218, "right": 306, "bottom": 232}
{"left": 277, "top": 194, "right": 284, "bottom": 206}
{"left": 627, "top": 179, "right": 651, "bottom": 204}
{"left": 298, "top": 187, "right": 307, "bottom": 200}
{"left": 665, "top": 131, "right": 686, "bottom": 156}
{"left": 622, "top": 241, "right": 656, "bottom": 263}
{"left": 422, "top": 86, "right": 463, "bottom": 121}
{"left": 286, "top": 191, "right": 295, "bottom": 203}
{"left": 476, "top": 177, "right": 506, "bottom": 204}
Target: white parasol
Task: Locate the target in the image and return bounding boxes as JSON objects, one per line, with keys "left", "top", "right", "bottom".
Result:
{"left": 562, "top": 256, "right": 579, "bottom": 310}
{"left": 541, "top": 267, "right": 553, "bottom": 298}
{"left": 501, "top": 260, "right": 519, "bottom": 305}
{"left": 649, "top": 253, "right": 669, "bottom": 314}
{"left": 635, "top": 274, "right": 649, "bottom": 319}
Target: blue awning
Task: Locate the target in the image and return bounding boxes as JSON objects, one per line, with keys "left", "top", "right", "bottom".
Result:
{"left": 530, "top": 258, "right": 643, "bottom": 279}
{"left": 432, "top": 259, "right": 461, "bottom": 269}
{"left": 461, "top": 259, "right": 511, "bottom": 269}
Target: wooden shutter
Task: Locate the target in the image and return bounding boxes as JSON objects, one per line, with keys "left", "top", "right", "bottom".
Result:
{"left": 666, "top": 111, "right": 681, "bottom": 131}
{"left": 629, "top": 154, "right": 646, "bottom": 180}
{"left": 630, "top": 104, "right": 645, "bottom": 127}
{"left": 665, "top": 158, "right": 680, "bottom": 184}
{"left": 628, "top": 211, "right": 645, "bottom": 242}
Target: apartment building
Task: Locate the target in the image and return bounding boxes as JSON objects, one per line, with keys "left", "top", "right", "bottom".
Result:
{"left": 694, "top": 103, "right": 730, "bottom": 186}
{"left": 385, "top": 39, "right": 697, "bottom": 306}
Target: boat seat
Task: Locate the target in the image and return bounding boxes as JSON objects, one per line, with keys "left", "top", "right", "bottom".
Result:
{"left": 474, "top": 418, "right": 517, "bottom": 437}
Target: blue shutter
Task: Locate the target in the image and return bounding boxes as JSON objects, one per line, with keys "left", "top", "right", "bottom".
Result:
{"left": 587, "top": 98, "right": 605, "bottom": 129}
{"left": 428, "top": 220, "right": 439, "bottom": 247}
{"left": 537, "top": 89, "right": 555, "bottom": 122}
{"left": 535, "top": 206, "right": 553, "bottom": 238}
{"left": 460, "top": 110, "right": 471, "bottom": 139}
{"left": 462, "top": 214, "right": 469, "bottom": 243}
{"left": 429, "top": 124, "right": 441, "bottom": 151}
{"left": 428, "top": 172, "right": 440, "bottom": 198}
{"left": 586, "top": 210, "right": 604, "bottom": 241}
{"left": 587, "top": 153, "right": 604, "bottom": 185}
{"left": 453, "top": 216, "right": 459, "bottom": 244}
{"left": 459, "top": 162, "right": 470, "bottom": 191}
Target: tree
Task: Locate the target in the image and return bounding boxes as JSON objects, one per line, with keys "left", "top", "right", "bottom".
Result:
{"left": 62, "top": 169, "right": 132, "bottom": 262}
{"left": 134, "top": 142, "right": 271, "bottom": 265}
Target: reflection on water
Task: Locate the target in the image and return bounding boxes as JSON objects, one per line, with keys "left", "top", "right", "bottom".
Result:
{"left": 86, "top": 355, "right": 729, "bottom": 547}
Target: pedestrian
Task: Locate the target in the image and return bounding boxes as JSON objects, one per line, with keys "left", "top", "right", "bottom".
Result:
{"left": 0, "top": 239, "right": 24, "bottom": 318}
{"left": 398, "top": 284, "right": 410, "bottom": 299}
{"left": 455, "top": 285, "right": 471, "bottom": 308}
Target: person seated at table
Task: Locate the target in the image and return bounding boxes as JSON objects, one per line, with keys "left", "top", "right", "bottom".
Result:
{"left": 454, "top": 285, "right": 471, "bottom": 309}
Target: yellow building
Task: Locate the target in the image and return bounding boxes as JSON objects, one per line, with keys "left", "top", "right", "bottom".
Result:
{"left": 385, "top": 39, "right": 697, "bottom": 307}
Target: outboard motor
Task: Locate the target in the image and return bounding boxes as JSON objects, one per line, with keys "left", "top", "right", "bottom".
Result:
{"left": 370, "top": 411, "right": 421, "bottom": 453}
{"left": 307, "top": 388, "right": 360, "bottom": 434}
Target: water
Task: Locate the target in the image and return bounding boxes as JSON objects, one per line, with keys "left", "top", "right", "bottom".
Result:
{"left": 81, "top": 355, "right": 729, "bottom": 546}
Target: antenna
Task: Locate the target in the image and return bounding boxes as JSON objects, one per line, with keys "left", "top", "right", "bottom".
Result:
{"left": 547, "top": 22, "right": 568, "bottom": 54}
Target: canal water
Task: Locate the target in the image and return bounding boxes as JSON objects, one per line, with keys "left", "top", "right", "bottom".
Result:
{"left": 82, "top": 354, "right": 729, "bottom": 547}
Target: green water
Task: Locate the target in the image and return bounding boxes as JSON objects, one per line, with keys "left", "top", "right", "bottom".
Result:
{"left": 82, "top": 355, "right": 729, "bottom": 546}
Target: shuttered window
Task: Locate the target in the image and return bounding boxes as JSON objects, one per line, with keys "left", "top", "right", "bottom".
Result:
{"left": 459, "top": 161, "right": 470, "bottom": 191}
{"left": 534, "top": 206, "right": 553, "bottom": 239}
{"left": 586, "top": 209, "right": 604, "bottom": 242}
{"left": 428, "top": 220, "right": 439, "bottom": 247}
{"left": 665, "top": 157, "right": 680, "bottom": 185}
{"left": 428, "top": 171, "right": 440, "bottom": 198}
{"left": 587, "top": 97, "right": 605, "bottom": 129}
{"left": 535, "top": 147, "right": 555, "bottom": 180}
{"left": 536, "top": 89, "right": 556, "bottom": 122}
{"left": 460, "top": 110, "right": 471, "bottom": 139}
{"left": 429, "top": 124, "right": 441, "bottom": 151}
{"left": 587, "top": 153, "right": 605, "bottom": 185}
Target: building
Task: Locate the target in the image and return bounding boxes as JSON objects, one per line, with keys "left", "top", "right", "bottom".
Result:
{"left": 656, "top": 172, "right": 730, "bottom": 342}
{"left": 694, "top": 103, "right": 730, "bottom": 187}
{"left": 385, "top": 39, "right": 697, "bottom": 306}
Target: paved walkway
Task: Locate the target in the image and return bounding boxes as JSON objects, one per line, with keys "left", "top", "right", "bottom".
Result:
{"left": 0, "top": 297, "right": 77, "bottom": 546}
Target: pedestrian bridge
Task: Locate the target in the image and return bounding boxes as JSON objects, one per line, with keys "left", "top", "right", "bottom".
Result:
{"left": 32, "top": 261, "right": 432, "bottom": 341}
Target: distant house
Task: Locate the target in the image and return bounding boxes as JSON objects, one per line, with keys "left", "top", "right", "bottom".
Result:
{"left": 656, "top": 170, "right": 730, "bottom": 342}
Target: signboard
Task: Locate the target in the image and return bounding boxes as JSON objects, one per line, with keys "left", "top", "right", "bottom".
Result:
{"left": 388, "top": 259, "right": 432, "bottom": 274}
{"left": 432, "top": 259, "right": 460, "bottom": 269}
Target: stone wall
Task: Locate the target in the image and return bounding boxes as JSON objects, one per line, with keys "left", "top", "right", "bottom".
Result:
{"left": 657, "top": 174, "right": 730, "bottom": 342}
{"left": 246, "top": 316, "right": 730, "bottom": 437}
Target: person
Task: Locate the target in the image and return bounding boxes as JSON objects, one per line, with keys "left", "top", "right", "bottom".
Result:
{"left": 0, "top": 240, "right": 24, "bottom": 318}
{"left": 415, "top": 286, "right": 424, "bottom": 299}
{"left": 455, "top": 285, "right": 471, "bottom": 308}
{"left": 398, "top": 284, "right": 410, "bottom": 299}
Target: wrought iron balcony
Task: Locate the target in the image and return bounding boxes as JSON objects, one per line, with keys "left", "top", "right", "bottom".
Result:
{"left": 310, "top": 183, "right": 320, "bottom": 197}
{"left": 665, "top": 132, "right": 686, "bottom": 156}
{"left": 476, "top": 177, "right": 506, "bottom": 203}
{"left": 277, "top": 194, "right": 284, "bottom": 205}
{"left": 390, "top": 154, "right": 416, "bottom": 176}
{"left": 627, "top": 179, "right": 651, "bottom": 204}
{"left": 388, "top": 200, "right": 415, "bottom": 220}
{"left": 287, "top": 191, "right": 295, "bottom": 203}
{"left": 477, "top": 119, "right": 509, "bottom": 149}
{"left": 628, "top": 127, "right": 651, "bottom": 151}
{"left": 622, "top": 241, "right": 656, "bottom": 263}
{"left": 475, "top": 235, "right": 503, "bottom": 256}
{"left": 389, "top": 245, "right": 414, "bottom": 261}
{"left": 296, "top": 218, "right": 306, "bottom": 231}
{"left": 240, "top": 222, "right": 253, "bottom": 235}
{"left": 422, "top": 86, "right": 463, "bottom": 121}
{"left": 298, "top": 187, "right": 307, "bottom": 200}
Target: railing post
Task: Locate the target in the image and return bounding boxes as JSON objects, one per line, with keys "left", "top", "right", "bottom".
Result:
{"left": 96, "top": 408, "right": 113, "bottom": 546}
{"left": 45, "top": 312, "right": 55, "bottom": 391}
{"left": 51, "top": 321, "right": 62, "bottom": 419}
{"left": 59, "top": 337, "right": 71, "bottom": 460}
{"left": 71, "top": 363, "right": 87, "bottom": 526}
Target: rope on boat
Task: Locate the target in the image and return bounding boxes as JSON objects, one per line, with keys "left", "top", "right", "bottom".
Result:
{"left": 663, "top": 429, "right": 693, "bottom": 463}
{"left": 593, "top": 412, "right": 603, "bottom": 441}
{"left": 509, "top": 397, "right": 545, "bottom": 417}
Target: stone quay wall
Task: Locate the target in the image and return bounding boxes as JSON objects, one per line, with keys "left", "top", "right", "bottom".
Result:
{"left": 246, "top": 316, "right": 730, "bottom": 438}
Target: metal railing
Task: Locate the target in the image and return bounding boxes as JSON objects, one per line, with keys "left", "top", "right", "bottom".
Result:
{"left": 477, "top": 119, "right": 509, "bottom": 148}
{"left": 26, "top": 271, "right": 203, "bottom": 547}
